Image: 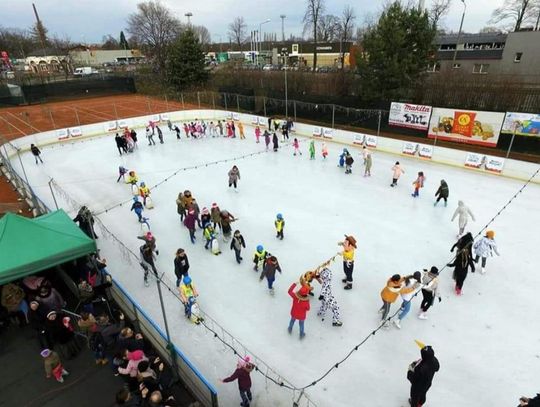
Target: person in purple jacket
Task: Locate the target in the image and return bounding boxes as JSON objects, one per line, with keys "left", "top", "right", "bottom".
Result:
{"left": 183, "top": 208, "right": 197, "bottom": 244}
{"left": 222, "top": 357, "right": 254, "bottom": 407}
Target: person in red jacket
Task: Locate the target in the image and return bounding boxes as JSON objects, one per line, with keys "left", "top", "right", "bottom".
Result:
{"left": 287, "top": 283, "right": 311, "bottom": 339}
{"left": 222, "top": 358, "right": 254, "bottom": 407}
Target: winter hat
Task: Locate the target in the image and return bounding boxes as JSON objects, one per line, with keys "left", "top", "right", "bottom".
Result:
{"left": 298, "top": 286, "right": 310, "bottom": 297}
{"left": 202, "top": 207, "right": 209, "bottom": 215}
{"left": 486, "top": 230, "right": 495, "bottom": 239}
{"left": 413, "top": 271, "right": 422, "bottom": 281}
{"left": 391, "top": 274, "right": 401, "bottom": 282}
{"left": 211, "top": 203, "right": 218, "bottom": 209}
{"left": 128, "top": 350, "right": 144, "bottom": 361}
{"left": 46, "top": 310, "right": 57, "bottom": 319}
{"left": 276, "top": 213, "right": 283, "bottom": 220}
{"left": 256, "top": 245, "right": 264, "bottom": 252}
{"left": 40, "top": 349, "right": 51, "bottom": 358}
{"left": 183, "top": 276, "right": 192, "bottom": 285}
{"left": 421, "top": 345, "right": 435, "bottom": 361}
{"left": 133, "top": 196, "right": 139, "bottom": 202}
{"left": 237, "top": 356, "right": 251, "bottom": 368}
{"left": 140, "top": 182, "right": 145, "bottom": 187}
{"left": 30, "top": 300, "right": 39, "bottom": 307}
{"left": 429, "top": 266, "right": 439, "bottom": 276}
{"left": 344, "top": 235, "right": 357, "bottom": 248}
{"left": 146, "top": 232, "right": 153, "bottom": 239}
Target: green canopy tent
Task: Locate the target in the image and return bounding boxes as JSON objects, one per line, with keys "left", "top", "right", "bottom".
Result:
{"left": 0, "top": 209, "right": 97, "bottom": 285}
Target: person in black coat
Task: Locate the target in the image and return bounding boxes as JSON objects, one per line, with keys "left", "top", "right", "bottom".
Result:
{"left": 407, "top": 345, "right": 440, "bottom": 407}
{"left": 115, "top": 133, "right": 125, "bottom": 155}
{"left": 272, "top": 133, "right": 279, "bottom": 152}
{"left": 448, "top": 233, "right": 475, "bottom": 295}
{"left": 173, "top": 249, "right": 190, "bottom": 287}
{"left": 28, "top": 300, "right": 51, "bottom": 349}
{"left": 73, "top": 206, "right": 98, "bottom": 239}
{"left": 519, "top": 394, "right": 540, "bottom": 407}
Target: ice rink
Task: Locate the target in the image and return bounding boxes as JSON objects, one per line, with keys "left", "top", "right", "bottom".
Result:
{"left": 12, "top": 124, "right": 540, "bottom": 406}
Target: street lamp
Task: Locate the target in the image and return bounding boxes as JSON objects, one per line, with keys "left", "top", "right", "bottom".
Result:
{"left": 280, "top": 15, "right": 286, "bottom": 42}
{"left": 281, "top": 48, "right": 289, "bottom": 117}
{"left": 258, "top": 19, "right": 270, "bottom": 66}
{"left": 185, "top": 12, "right": 193, "bottom": 25}
{"left": 452, "top": 0, "right": 466, "bottom": 67}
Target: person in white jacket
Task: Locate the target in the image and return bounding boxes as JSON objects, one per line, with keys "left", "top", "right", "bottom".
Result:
{"left": 473, "top": 230, "right": 500, "bottom": 274}
{"left": 451, "top": 200, "right": 475, "bottom": 236}
{"left": 393, "top": 271, "right": 422, "bottom": 329}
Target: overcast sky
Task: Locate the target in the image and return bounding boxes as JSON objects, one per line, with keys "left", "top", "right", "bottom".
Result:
{"left": 1, "top": 0, "right": 505, "bottom": 44}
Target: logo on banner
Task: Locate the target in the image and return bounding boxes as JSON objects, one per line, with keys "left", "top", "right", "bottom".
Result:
{"left": 322, "top": 128, "right": 333, "bottom": 139}
{"left": 69, "top": 127, "right": 82, "bottom": 137}
{"left": 353, "top": 134, "right": 365, "bottom": 145}
{"left": 389, "top": 102, "right": 432, "bottom": 130}
{"left": 313, "top": 127, "right": 322, "bottom": 137}
{"left": 56, "top": 129, "right": 69, "bottom": 140}
{"left": 365, "top": 135, "right": 377, "bottom": 147}
{"left": 452, "top": 111, "right": 477, "bottom": 137}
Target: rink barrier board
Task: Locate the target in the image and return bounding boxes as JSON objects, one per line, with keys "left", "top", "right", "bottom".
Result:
{"left": 3, "top": 108, "right": 539, "bottom": 185}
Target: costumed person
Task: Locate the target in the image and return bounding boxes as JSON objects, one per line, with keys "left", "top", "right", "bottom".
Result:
{"left": 254, "top": 126, "right": 261, "bottom": 143}
{"left": 126, "top": 170, "right": 138, "bottom": 185}
{"left": 203, "top": 223, "right": 221, "bottom": 255}
{"left": 264, "top": 130, "right": 271, "bottom": 151}
{"left": 451, "top": 200, "right": 475, "bottom": 237}
{"left": 418, "top": 267, "right": 441, "bottom": 320}
{"left": 287, "top": 283, "right": 310, "bottom": 339}
{"left": 184, "top": 208, "right": 197, "bottom": 244}
{"left": 412, "top": 171, "right": 426, "bottom": 197}
{"left": 73, "top": 206, "right": 98, "bottom": 239}
{"left": 41, "top": 349, "right": 69, "bottom": 383}
{"left": 344, "top": 152, "right": 354, "bottom": 174}
{"left": 391, "top": 161, "right": 405, "bottom": 187}
{"left": 448, "top": 233, "right": 475, "bottom": 295}
{"left": 139, "top": 244, "right": 157, "bottom": 287}
{"left": 338, "top": 148, "right": 348, "bottom": 167}
{"left": 274, "top": 213, "right": 285, "bottom": 240}
{"left": 259, "top": 256, "right": 282, "bottom": 294}
{"left": 293, "top": 138, "right": 301, "bottom": 156}
{"left": 174, "top": 249, "right": 190, "bottom": 287}
{"left": 181, "top": 190, "right": 194, "bottom": 216}
{"left": 230, "top": 230, "right": 246, "bottom": 264}
{"left": 300, "top": 271, "right": 316, "bottom": 297}
{"left": 473, "top": 230, "right": 500, "bottom": 274}
{"left": 434, "top": 180, "right": 449, "bottom": 206}
{"left": 322, "top": 142, "right": 328, "bottom": 159}
{"left": 253, "top": 245, "right": 269, "bottom": 272}
{"left": 407, "top": 342, "right": 440, "bottom": 407}
{"left": 117, "top": 166, "right": 128, "bottom": 183}
{"left": 363, "top": 147, "right": 372, "bottom": 177}
{"left": 131, "top": 197, "right": 144, "bottom": 222}
{"left": 393, "top": 272, "right": 422, "bottom": 329}
{"left": 179, "top": 276, "right": 200, "bottom": 323}
{"left": 309, "top": 140, "right": 315, "bottom": 160}
{"left": 379, "top": 274, "right": 404, "bottom": 326}
{"left": 338, "top": 235, "right": 357, "bottom": 290}
{"left": 238, "top": 121, "right": 245, "bottom": 139}
{"left": 220, "top": 210, "right": 236, "bottom": 242}
{"left": 211, "top": 203, "right": 221, "bottom": 231}
{"left": 176, "top": 192, "right": 185, "bottom": 221}
{"left": 139, "top": 182, "right": 150, "bottom": 207}
{"left": 316, "top": 267, "right": 343, "bottom": 327}
{"left": 272, "top": 132, "right": 279, "bottom": 152}
{"left": 228, "top": 165, "right": 241, "bottom": 191}
{"left": 222, "top": 358, "right": 254, "bottom": 407}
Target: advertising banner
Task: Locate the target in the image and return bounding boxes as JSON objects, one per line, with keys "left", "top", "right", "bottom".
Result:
{"left": 464, "top": 153, "right": 505, "bottom": 173}
{"left": 365, "top": 135, "right": 377, "bottom": 148}
{"left": 501, "top": 112, "right": 540, "bottom": 137}
{"left": 418, "top": 144, "right": 433, "bottom": 159}
{"left": 464, "top": 152, "right": 484, "bottom": 168}
{"left": 402, "top": 142, "right": 418, "bottom": 156}
{"left": 389, "top": 102, "right": 432, "bottom": 130}
{"left": 160, "top": 113, "right": 169, "bottom": 122}
{"left": 105, "top": 121, "right": 117, "bottom": 132}
{"left": 322, "top": 128, "right": 334, "bottom": 139}
{"left": 313, "top": 127, "right": 322, "bottom": 137}
{"left": 69, "top": 127, "right": 82, "bottom": 137}
{"left": 353, "top": 134, "right": 365, "bottom": 145}
{"left": 251, "top": 116, "right": 259, "bottom": 125}
{"left": 225, "top": 112, "right": 233, "bottom": 120}
{"left": 428, "top": 108, "right": 505, "bottom": 147}
{"left": 118, "top": 119, "right": 131, "bottom": 129}
{"left": 258, "top": 117, "right": 267, "bottom": 126}
{"left": 401, "top": 142, "right": 433, "bottom": 159}
{"left": 56, "top": 129, "right": 69, "bottom": 140}
{"left": 485, "top": 156, "right": 505, "bottom": 173}
{"left": 232, "top": 113, "right": 240, "bottom": 121}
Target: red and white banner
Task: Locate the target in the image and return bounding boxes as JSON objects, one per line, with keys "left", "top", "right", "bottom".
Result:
{"left": 313, "top": 127, "right": 322, "bottom": 137}
{"left": 464, "top": 153, "right": 504, "bottom": 173}
{"left": 365, "top": 135, "right": 377, "bottom": 148}
{"left": 353, "top": 134, "right": 365, "bottom": 145}
{"left": 322, "top": 128, "right": 333, "bottom": 139}
{"left": 69, "top": 127, "right": 82, "bottom": 137}
{"left": 232, "top": 113, "right": 240, "bottom": 121}
{"left": 485, "top": 156, "right": 505, "bottom": 173}
{"left": 464, "top": 152, "right": 484, "bottom": 168}
{"left": 418, "top": 144, "right": 433, "bottom": 159}
{"left": 402, "top": 142, "right": 418, "bottom": 156}
{"left": 105, "top": 121, "right": 117, "bottom": 132}
{"left": 118, "top": 119, "right": 131, "bottom": 129}
{"left": 428, "top": 108, "right": 505, "bottom": 147}
{"left": 402, "top": 142, "right": 433, "bottom": 158}
{"left": 389, "top": 102, "right": 432, "bottom": 130}
{"left": 56, "top": 129, "right": 69, "bottom": 140}
{"left": 160, "top": 113, "right": 169, "bottom": 122}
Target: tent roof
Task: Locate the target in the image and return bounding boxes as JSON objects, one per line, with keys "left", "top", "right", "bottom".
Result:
{"left": 0, "top": 209, "right": 97, "bottom": 285}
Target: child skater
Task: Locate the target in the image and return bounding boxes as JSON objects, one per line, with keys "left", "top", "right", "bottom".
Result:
{"left": 117, "top": 166, "right": 128, "bottom": 183}
{"left": 309, "top": 140, "right": 315, "bottom": 160}
{"left": 139, "top": 182, "right": 150, "bottom": 206}
{"left": 264, "top": 130, "right": 271, "bottom": 151}
{"left": 259, "top": 255, "right": 282, "bottom": 295}
{"left": 473, "top": 230, "right": 500, "bottom": 274}
{"left": 379, "top": 274, "right": 404, "bottom": 327}
{"left": 412, "top": 171, "right": 426, "bottom": 197}
{"left": 390, "top": 162, "right": 404, "bottom": 187}
{"left": 322, "top": 142, "right": 328, "bottom": 159}
{"left": 434, "top": 180, "right": 449, "bottom": 206}
{"left": 274, "top": 213, "right": 285, "bottom": 240}
{"left": 293, "top": 138, "right": 301, "bottom": 156}
{"left": 222, "top": 358, "right": 254, "bottom": 407}
{"left": 230, "top": 230, "right": 246, "bottom": 264}
{"left": 255, "top": 126, "right": 261, "bottom": 143}
{"left": 253, "top": 245, "right": 270, "bottom": 272}
{"left": 131, "top": 197, "right": 144, "bottom": 222}
{"left": 126, "top": 170, "right": 138, "bottom": 185}
{"left": 203, "top": 224, "right": 221, "bottom": 255}
{"left": 184, "top": 208, "right": 197, "bottom": 244}
{"left": 287, "top": 283, "right": 311, "bottom": 339}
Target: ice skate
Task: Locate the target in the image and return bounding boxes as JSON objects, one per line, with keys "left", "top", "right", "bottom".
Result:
{"left": 342, "top": 278, "right": 347, "bottom": 283}
{"left": 144, "top": 279, "right": 150, "bottom": 287}
{"left": 481, "top": 267, "right": 486, "bottom": 274}
{"left": 344, "top": 284, "right": 352, "bottom": 290}
{"left": 393, "top": 319, "right": 401, "bottom": 329}
{"left": 332, "top": 321, "right": 343, "bottom": 327}
{"left": 269, "top": 288, "right": 275, "bottom": 296}
{"left": 418, "top": 312, "right": 428, "bottom": 320}
{"left": 299, "top": 333, "right": 306, "bottom": 340}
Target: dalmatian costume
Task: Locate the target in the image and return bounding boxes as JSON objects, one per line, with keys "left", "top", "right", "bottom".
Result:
{"left": 317, "top": 268, "right": 342, "bottom": 326}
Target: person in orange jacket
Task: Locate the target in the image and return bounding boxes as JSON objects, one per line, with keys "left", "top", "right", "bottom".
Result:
{"left": 379, "top": 274, "right": 404, "bottom": 326}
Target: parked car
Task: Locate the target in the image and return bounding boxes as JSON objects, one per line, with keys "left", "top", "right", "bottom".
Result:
{"left": 73, "top": 67, "right": 98, "bottom": 76}
{"left": 262, "top": 64, "right": 273, "bottom": 71}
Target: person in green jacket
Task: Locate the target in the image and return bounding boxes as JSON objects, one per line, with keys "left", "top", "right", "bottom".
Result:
{"left": 309, "top": 140, "right": 315, "bottom": 160}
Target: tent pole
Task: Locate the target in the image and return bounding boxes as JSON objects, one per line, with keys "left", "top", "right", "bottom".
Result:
{"left": 155, "top": 271, "right": 179, "bottom": 380}
{"left": 48, "top": 179, "right": 59, "bottom": 210}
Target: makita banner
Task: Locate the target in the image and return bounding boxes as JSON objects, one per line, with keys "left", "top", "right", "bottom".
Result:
{"left": 389, "top": 102, "right": 432, "bottom": 131}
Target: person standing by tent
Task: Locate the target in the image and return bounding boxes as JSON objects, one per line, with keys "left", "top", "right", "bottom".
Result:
{"left": 73, "top": 206, "right": 98, "bottom": 239}
{"left": 407, "top": 343, "right": 440, "bottom": 407}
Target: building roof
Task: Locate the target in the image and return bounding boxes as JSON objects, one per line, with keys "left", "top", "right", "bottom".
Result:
{"left": 27, "top": 47, "right": 68, "bottom": 57}
{"left": 436, "top": 33, "right": 507, "bottom": 45}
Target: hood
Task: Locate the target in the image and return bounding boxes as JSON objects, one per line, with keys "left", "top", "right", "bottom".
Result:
{"left": 458, "top": 200, "right": 464, "bottom": 207}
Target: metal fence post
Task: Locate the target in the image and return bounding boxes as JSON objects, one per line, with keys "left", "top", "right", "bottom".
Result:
{"left": 331, "top": 104, "right": 335, "bottom": 129}
{"left": 48, "top": 179, "right": 59, "bottom": 210}
{"left": 74, "top": 107, "right": 81, "bottom": 126}
{"left": 224, "top": 93, "right": 228, "bottom": 110}
{"left": 212, "top": 92, "right": 216, "bottom": 110}
{"left": 293, "top": 100, "right": 297, "bottom": 122}
{"left": 377, "top": 110, "right": 382, "bottom": 138}
{"left": 263, "top": 97, "right": 267, "bottom": 117}
{"left": 506, "top": 126, "right": 517, "bottom": 159}
{"left": 236, "top": 94, "right": 240, "bottom": 112}
{"left": 197, "top": 92, "right": 201, "bottom": 109}
{"left": 181, "top": 93, "right": 185, "bottom": 109}
{"left": 49, "top": 109, "right": 56, "bottom": 129}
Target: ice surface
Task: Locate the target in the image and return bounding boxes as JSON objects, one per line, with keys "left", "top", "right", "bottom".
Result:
{"left": 12, "top": 125, "right": 540, "bottom": 406}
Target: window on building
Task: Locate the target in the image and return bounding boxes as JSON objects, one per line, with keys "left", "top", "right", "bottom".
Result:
{"left": 427, "top": 62, "right": 441, "bottom": 73}
{"left": 452, "top": 63, "right": 461, "bottom": 69}
{"left": 472, "top": 63, "right": 489, "bottom": 74}
{"left": 514, "top": 52, "right": 523, "bottom": 63}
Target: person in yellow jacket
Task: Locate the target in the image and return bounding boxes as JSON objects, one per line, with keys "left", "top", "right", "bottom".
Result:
{"left": 379, "top": 274, "right": 404, "bottom": 326}
{"left": 139, "top": 182, "right": 150, "bottom": 206}
{"left": 274, "top": 213, "right": 285, "bottom": 240}
{"left": 253, "top": 245, "right": 269, "bottom": 272}
{"left": 338, "top": 235, "right": 356, "bottom": 290}
{"left": 126, "top": 170, "right": 138, "bottom": 185}
{"left": 179, "top": 276, "right": 199, "bottom": 322}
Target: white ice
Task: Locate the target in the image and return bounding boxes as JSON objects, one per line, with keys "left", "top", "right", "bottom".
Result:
{"left": 12, "top": 123, "right": 540, "bottom": 406}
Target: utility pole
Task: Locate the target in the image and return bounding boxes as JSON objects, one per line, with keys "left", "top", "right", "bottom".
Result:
{"left": 280, "top": 15, "right": 286, "bottom": 43}
{"left": 185, "top": 12, "right": 193, "bottom": 26}
{"left": 32, "top": 3, "right": 48, "bottom": 58}
{"left": 452, "top": 0, "right": 467, "bottom": 67}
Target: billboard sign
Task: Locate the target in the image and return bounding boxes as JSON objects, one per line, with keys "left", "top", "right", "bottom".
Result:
{"left": 389, "top": 102, "right": 432, "bottom": 130}
{"left": 501, "top": 112, "right": 540, "bottom": 137}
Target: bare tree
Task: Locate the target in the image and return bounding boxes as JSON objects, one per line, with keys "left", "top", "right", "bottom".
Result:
{"left": 337, "top": 6, "right": 356, "bottom": 70}
{"left": 101, "top": 35, "right": 120, "bottom": 50}
{"left": 490, "top": 0, "right": 540, "bottom": 31}
{"left": 228, "top": 17, "right": 247, "bottom": 50}
{"left": 317, "top": 15, "right": 340, "bottom": 42}
{"left": 193, "top": 25, "right": 211, "bottom": 46}
{"left": 429, "top": 0, "right": 452, "bottom": 29}
{"left": 303, "top": 0, "right": 325, "bottom": 70}
{"left": 126, "top": 1, "right": 182, "bottom": 71}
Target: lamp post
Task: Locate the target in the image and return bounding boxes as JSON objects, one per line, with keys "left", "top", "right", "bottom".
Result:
{"left": 258, "top": 19, "right": 270, "bottom": 66}
{"left": 185, "top": 12, "right": 193, "bottom": 25}
{"left": 452, "top": 0, "right": 466, "bottom": 67}
{"left": 281, "top": 48, "right": 289, "bottom": 117}
{"left": 280, "top": 15, "right": 286, "bottom": 42}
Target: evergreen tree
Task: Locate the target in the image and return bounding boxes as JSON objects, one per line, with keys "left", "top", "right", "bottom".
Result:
{"left": 166, "top": 29, "right": 208, "bottom": 91}
{"left": 120, "top": 31, "right": 129, "bottom": 49}
{"left": 356, "top": 2, "right": 436, "bottom": 102}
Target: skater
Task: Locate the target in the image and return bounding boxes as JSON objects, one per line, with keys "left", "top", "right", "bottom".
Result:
{"left": 226, "top": 122, "right": 233, "bottom": 138}
{"left": 41, "top": 349, "right": 69, "bottom": 383}
{"left": 211, "top": 203, "right": 221, "bottom": 231}
{"left": 253, "top": 245, "right": 269, "bottom": 272}
{"left": 434, "top": 180, "right": 449, "bottom": 206}
{"left": 407, "top": 344, "right": 440, "bottom": 407}
{"left": 287, "top": 282, "right": 310, "bottom": 339}
{"left": 451, "top": 200, "right": 475, "bottom": 236}
{"left": 264, "top": 130, "right": 271, "bottom": 151}
{"left": 281, "top": 122, "right": 289, "bottom": 141}
{"left": 183, "top": 123, "right": 190, "bottom": 138}
{"left": 131, "top": 197, "right": 144, "bottom": 222}
{"left": 200, "top": 207, "right": 211, "bottom": 229}
{"left": 379, "top": 274, "right": 404, "bottom": 325}
{"left": 228, "top": 165, "right": 241, "bottom": 191}
{"left": 73, "top": 206, "right": 97, "bottom": 239}
{"left": 217, "top": 120, "right": 223, "bottom": 136}
{"left": 316, "top": 267, "right": 343, "bottom": 326}
{"left": 137, "top": 231, "right": 157, "bottom": 253}
{"left": 344, "top": 152, "right": 354, "bottom": 174}
{"left": 259, "top": 255, "right": 282, "bottom": 294}
{"left": 309, "top": 140, "right": 315, "bottom": 160}
{"left": 363, "top": 147, "right": 372, "bottom": 177}
{"left": 126, "top": 170, "right": 138, "bottom": 185}
{"left": 156, "top": 126, "right": 164, "bottom": 144}
{"left": 139, "top": 244, "right": 157, "bottom": 287}
{"left": 29, "top": 143, "right": 44, "bottom": 164}
{"left": 179, "top": 276, "right": 199, "bottom": 321}
{"left": 174, "top": 249, "right": 190, "bottom": 287}
{"left": 149, "top": 120, "right": 156, "bottom": 135}
{"left": 391, "top": 161, "right": 404, "bottom": 187}
{"left": 174, "top": 125, "right": 181, "bottom": 139}
{"left": 203, "top": 223, "right": 219, "bottom": 253}
{"left": 184, "top": 208, "right": 197, "bottom": 244}
{"left": 411, "top": 171, "right": 426, "bottom": 197}
{"left": 230, "top": 230, "right": 246, "bottom": 264}
{"left": 167, "top": 119, "right": 173, "bottom": 132}
{"left": 393, "top": 271, "right": 422, "bottom": 329}
{"left": 231, "top": 121, "right": 236, "bottom": 137}
{"left": 473, "top": 230, "right": 500, "bottom": 274}
{"left": 139, "top": 182, "right": 150, "bottom": 206}
{"left": 418, "top": 267, "right": 441, "bottom": 320}
{"left": 222, "top": 358, "right": 254, "bottom": 407}
{"left": 274, "top": 213, "right": 285, "bottom": 240}
{"left": 338, "top": 149, "right": 347, "bottom": 167}
{"left": 255, "top": 126, "right": 261, "bottom": 143}
{"left": 448, "top": 233, "right": 475, "bottom": 295}
{"left": 338, "top": 235, "right": 356, "bottom": 290}
{"left": 114, "top": 134, "right": 125, "bottom": 155}
{"left": 238, "top": 122, "right": 245, "bottom": 139}
{"left": 176, "top": 192, "right": 186, "bottom": 221}
{"left": 146, "top": 127, "right": 155, "bottom": 145}
{"left": 293, "top": 138, "right": 301, "bottom": 156}
{"left": 272, "top": 132, "right": 279, "bottom": 152}
{"left": 322, "top": 142, "right": 328, "bottom": 159}
{"left": 188, "top": 198, "right": 201, "bottom": 228}
{"left": 519, "top": 395, "right": 540, "bottom": 407}
{"left": 220, "top": 210, "right": 236, "bottom": 242}
{"left": 130, "top": 129, "right": 138, "bottom": 148}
